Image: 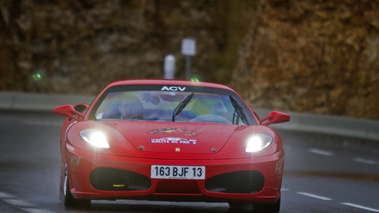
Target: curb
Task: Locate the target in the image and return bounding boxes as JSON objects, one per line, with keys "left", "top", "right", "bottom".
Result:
{"left": 1, "top": 92, "right": 378, "bottom": 141}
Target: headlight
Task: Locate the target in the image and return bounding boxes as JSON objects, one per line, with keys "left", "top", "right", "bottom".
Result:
{"left": 245, "top": 134, "right": 272, "bottom": 153}
{"left": 79, "top": 129, "right": 110, "bottom": 148}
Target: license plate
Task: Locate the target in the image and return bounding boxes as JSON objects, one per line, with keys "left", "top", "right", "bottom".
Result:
{"left": 151, "top": 165, "right": 205, "bottom": 180}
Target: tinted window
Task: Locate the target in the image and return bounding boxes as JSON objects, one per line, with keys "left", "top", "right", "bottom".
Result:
{"left": 89, "top": 85, "right": 256, "bottom": 125}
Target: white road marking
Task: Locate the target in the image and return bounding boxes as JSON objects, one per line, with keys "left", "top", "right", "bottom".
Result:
{"left": 281, "top": 187, "right": 290, "bottom": 192}
{"left": 3, "top": 199, "right": 36, "bottom": 207}
{"left": 353, "top": 158, "right": 378, "bottom": 165}
{"left": 342, "top": 203, "right": 379, "bottom": 212}
{"left": 308, "top": 148, "right": 334, "bottom": 156}
{"left": 0, "top": 192, "right": 15, "bottom": 198}
{"left": 22, "top": 208, "right": 56, "bottom": 213}
{"left": 297, "top": 192, "right": 332, "bottom": 201}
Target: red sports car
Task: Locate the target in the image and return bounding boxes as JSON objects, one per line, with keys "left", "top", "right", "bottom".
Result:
{"left": 53, "top": 79, "right": 289, "bottom": 212}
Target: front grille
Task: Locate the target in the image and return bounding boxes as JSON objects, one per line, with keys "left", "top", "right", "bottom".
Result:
{"left": 90, "top": 167, "right": 151, "bottom": 191}
{"left": 205, "top": 170, "right": 264, "bottom": 193}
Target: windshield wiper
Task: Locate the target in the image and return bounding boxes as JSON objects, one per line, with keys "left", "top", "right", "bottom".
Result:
{"left": 229, "top": 95, "right": 248, "bottom": 125}
{"left": 172, "top": 92, "right": 194, "bottom": 122}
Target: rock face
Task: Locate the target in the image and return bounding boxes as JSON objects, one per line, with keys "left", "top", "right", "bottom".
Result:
{"left": 0, "top": 0, "right": 378, "bottom": 119}
{"left": 232, "top": 0, "right": 379, "bottom": 119}
{"left": 0, "top": 0, "right": 248, "bottom": 94}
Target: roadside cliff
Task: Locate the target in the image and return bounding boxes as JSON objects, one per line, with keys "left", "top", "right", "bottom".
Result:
{"left": 0, "top": 0, "right": 378, "bottom": 119}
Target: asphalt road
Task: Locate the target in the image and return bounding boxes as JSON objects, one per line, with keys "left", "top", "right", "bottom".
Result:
{"left": 0, "top": 110, "right": 378, "bottom": 213}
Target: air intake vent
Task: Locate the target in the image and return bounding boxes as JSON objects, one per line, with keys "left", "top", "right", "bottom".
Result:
{"left": 205, "top": 171, "right": 264, "bottom": 193}
{"left": 90, "top": 167, "right": 151, "bottom": 191}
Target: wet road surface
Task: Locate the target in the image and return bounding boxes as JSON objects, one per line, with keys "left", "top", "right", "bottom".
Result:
{"left": 0, "top": 110, "right": 378, "bottom": 213}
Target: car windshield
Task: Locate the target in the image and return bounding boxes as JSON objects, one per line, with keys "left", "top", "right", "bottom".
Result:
{"left": 91, "top": 85, "right": 255, "bottom": 125}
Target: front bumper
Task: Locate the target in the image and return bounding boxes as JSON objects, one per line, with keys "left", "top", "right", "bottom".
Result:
{"left": 65, "top": 145, "right": 284, "bottom": 204}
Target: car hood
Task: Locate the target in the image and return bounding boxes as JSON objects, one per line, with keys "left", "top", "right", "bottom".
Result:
{"left": 107, "top": 121, "right": 240, "bottom": 154}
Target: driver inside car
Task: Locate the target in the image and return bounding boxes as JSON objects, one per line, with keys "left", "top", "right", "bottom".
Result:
{"left": 117, "top": 95, "right": 144, "bottom": 120}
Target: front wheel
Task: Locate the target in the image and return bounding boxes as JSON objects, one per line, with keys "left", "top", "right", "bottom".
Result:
{"left": 60, "top": 163, "right": 90, "bottom": 208}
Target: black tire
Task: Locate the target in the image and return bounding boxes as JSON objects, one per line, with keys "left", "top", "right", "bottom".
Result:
{"left": 253, "top": 197, "right": 281, "bottom": 213}
{"left": 61, "top": 163, "right": 91, "bottom": 209}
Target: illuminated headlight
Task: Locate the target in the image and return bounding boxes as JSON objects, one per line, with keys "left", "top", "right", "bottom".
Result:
{"left": 245, "top": 134, "right": 272, "bottom": 153}
{"left": 79, "top": 129, "right": 110, "bottom": 148}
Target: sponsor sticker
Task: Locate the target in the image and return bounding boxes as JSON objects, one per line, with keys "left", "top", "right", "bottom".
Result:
{"left": 150, "top": 137, "right": 198, "bottom": 145}
{"left": 161, "top": 86, "right": 186, "bottom": 92}
{"left": 147, "top": 128, "right": 202, "bottom": 136}
{"left": 69, "top": 155, "right": 81, "bottom": 167}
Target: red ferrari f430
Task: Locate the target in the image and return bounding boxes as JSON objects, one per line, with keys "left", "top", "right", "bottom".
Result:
{"left": 53, "top": 79, "right": 290, "bottom": 212}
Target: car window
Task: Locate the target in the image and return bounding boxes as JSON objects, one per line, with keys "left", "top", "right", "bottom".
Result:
{"left": 91, "top": 85, "right": 255, "bottom": 125}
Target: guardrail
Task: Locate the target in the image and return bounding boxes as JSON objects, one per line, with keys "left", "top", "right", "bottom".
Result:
{"left": 0, "top": 92, "right": 95, "bottom": 111}
{"left": 1, "top": 92, "right": 378, "bottom": 141}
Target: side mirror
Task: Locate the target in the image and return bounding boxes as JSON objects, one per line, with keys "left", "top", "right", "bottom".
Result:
{"left": 260, "top": 111, "right": 290, "bottom": 126}
{"left": 53, "top": 104, "right": 84, "bottom": 120}
{"left": 74, "top": 104, "right": 89, "bottom": 113}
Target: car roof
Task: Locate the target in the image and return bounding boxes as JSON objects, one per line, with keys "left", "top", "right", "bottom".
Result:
{"left": 106, "top": 79, "right": 234, "bottom": 91}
